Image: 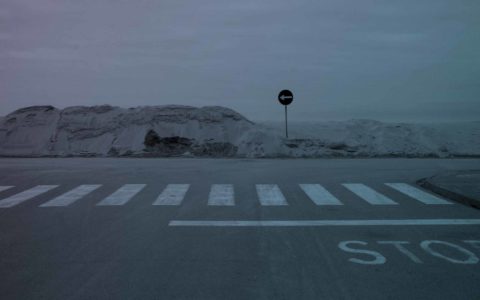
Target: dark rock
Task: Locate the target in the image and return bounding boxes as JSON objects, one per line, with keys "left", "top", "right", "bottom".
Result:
{"left": 108, "top": 147, "right": 119, "bottom": 156}
{"left": 144, "top": 132, "right": 194, "bottom": 156}
{"left": 63, "top": 105, "right": 115, "bottom": 115}
{"left": 9, "top": 105, "right": 56, "bottom": 115}
{"left": 328, "top": 142, "right": 348, "bottom": 150}
{"left": 144, "top": 129, "right": 161, "bottom": 147}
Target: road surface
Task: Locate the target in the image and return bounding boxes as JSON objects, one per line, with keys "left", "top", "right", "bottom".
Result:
{"left": 0, "top": 158, "right": 479, "bottom": 299}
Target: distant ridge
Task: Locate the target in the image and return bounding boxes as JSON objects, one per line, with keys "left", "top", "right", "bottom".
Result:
{"left": 1, "top": 105, "right": 479, "bottom": 158}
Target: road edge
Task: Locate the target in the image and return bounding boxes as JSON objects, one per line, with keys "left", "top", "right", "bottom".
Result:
{"left": 417, "top": 177, "right": 480, "bottom": 209}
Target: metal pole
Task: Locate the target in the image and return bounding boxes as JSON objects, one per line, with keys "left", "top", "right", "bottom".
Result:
{"left": 285, "top": 105, "right": 288, "bottom": 138}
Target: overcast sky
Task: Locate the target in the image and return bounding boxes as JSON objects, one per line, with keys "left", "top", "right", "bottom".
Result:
{"left": 1, "top": 0, "right": 479, "bottom": 122}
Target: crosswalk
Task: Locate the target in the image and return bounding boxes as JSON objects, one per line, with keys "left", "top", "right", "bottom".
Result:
{"left": 40, "top": 184, "right": 102, "bottom": 207}
{"left": 384, "top": 183, "right": 452, "bottom": 205}
{"left": 0, "top": 185, "right": 58, "bottom": 208}
{"left": 0, "top": 186, "right": 13, "bottom": 193}
{"left": 256, "top": 184, "right": 288, "bottom": 206}
{"left": 208, "top": 184, "right": 235, "bottom": 206}
{"left": 343, "top": 183, "right": 398, "bottom": 205}
{"left": 0, "top": 183, "right": 452, "bottom": 208}
{"left": 153, "top": 184, "right": 190, "bottom": 206}
{"left": 97, "top": 184, "right": 146, "bottom": 206}
{"left": 299, "top": 184, "right": 342, "bottom": 205}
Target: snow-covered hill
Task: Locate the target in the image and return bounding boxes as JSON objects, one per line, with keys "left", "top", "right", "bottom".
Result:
{"left": 0, "top": 105, "right": 479, "bottom": 158}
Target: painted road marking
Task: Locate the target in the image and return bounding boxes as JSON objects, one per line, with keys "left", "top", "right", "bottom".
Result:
{"left": 385, "top": 183, "right": 452, "bottom": 205}
{"left": 169, "top": 219, "right": 480, "bottom": 227}
{"left": 377, "top": 241, "right": 423, "bottom": 263}
{"left": 0, "top": 185, "right": 59, "bottom": 208}
{"left": 300, "top": 184, "right": 342, "bottom": 205}
{"left": 153, "top": 184, "right": 190, "bottom": 205}
{"left": 339, "top": 239, "right": 480, "bottom": 265}
{"left": 40, "top": 184, "right": 102, "bottom": 207}
{"left": 338, "top": 241, "right": 387, "bottom": 265}
{"left": 420, "top": 240, "right": 479, "bottom": 264}
{"left": 208, "top": 184, "right": 234, "bottom": 206}
{"left": 256, "top": 184, "right": 288, "bottom": 206}
{"left": 0, "top": 182, "right": 466, "bottom": 208}
{"left": 343, "top": 183, "right": 397, "bottom": 205}
{"left": 96, "top": 184, "right": 145, "bottom": 206}
{"left": 0, "top": 186, "right": 14, "bottom": 193}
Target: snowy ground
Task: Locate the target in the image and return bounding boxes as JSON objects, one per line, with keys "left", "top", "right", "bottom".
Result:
{"left": 0, "top": 105, "right": 479, "bottom": 158}
{"left": 259, "top": 120, "right": 480, "bottom": 158}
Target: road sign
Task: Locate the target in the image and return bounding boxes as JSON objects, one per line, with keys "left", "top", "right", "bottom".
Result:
{"left": 278, "top": 90, "right": 293, "bottom": 105}
{"left": 277, "top": 89, "right": 293, "bottom": 138}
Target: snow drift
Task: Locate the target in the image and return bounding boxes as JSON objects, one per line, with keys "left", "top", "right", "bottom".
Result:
{"left": 0, "top": 105, "right": 479, "bottom": 158}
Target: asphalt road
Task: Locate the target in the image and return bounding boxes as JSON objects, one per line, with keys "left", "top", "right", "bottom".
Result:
{"left": 0, "top": 158, "right": 480, "bottom": 300}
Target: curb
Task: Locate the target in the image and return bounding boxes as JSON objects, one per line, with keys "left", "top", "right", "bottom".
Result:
{"left": 417, "top": 177, "right": 480, "bottom": 209}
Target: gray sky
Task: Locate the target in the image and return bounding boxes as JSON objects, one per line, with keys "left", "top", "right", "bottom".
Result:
{"left": 1, "top": 0, "right": 479, "bottom": 122}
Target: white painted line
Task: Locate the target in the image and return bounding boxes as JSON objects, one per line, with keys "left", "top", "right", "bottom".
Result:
{"left": 0, "top": 186, "right": 14, "bottom": 193}
{"left": 40, "top": 184, "right": 102, "bottom": 207}
{"left": 169, "top": 219, "right": 480, "bottom": 227}
{"left": 343, "top": 183, "right": 397, "bottom": 205}
{"left": 385, "top": 183, "right": 452, "bottom": 205}
{"left": 208, "top": 184, "right": 234, "bottom": 206}
{"left": 153, "top": 184, "right": 190, "bottom": 205}
{"left": 256, "top": 184, "right": 288, "bottom": 206}
{"left": 0, "top": 185, "right": 59, "bottom": 208}
{"left": 96, "top": 184, "right": 145, "bottom": 206}
{"left": 300, "top": 184, "right": 342, "bottom": 205}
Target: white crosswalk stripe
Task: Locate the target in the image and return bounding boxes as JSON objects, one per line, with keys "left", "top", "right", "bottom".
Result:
{"left": 208, "top": 184, "right": 235, "bottom": 206}
{"left": 96, "top": 184, "right": 145, "bottom": 206}
{"left": 385, "top": 183, "right": 452, "bottom": 205}
{"left": 0, "top": 185, "right": 59, "bottom": 208}
{"left": 300, "top": 184, "right": 343, "bottom": 205}
{"left": 153, "top": 184, "right": 190, "bottom": 205}
{"left": 0, "top": 182, "right": 458, "bottom": 209}
{"left": 40, "top": 184, "right": 102, "bottom": 207}
{"left": 343, "top": 183, "right": 398, "bottom": 205}
{"left": 0, "top": 186, "right": 14, "bottom": 193}
{"left": 256, "top": 184, "right": 288, "bottom": 206}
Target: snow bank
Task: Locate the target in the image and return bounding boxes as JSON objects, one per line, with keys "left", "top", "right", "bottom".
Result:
{"left": 260, "top": 120, "right": 480, "bottom": 158}
{"left": 0, "top": 105, "right": 479, "bottom": 158}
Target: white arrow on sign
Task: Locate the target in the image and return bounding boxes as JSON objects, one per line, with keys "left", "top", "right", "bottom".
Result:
{"left": 280, "top": 95, "right": 293, "bottom": 100}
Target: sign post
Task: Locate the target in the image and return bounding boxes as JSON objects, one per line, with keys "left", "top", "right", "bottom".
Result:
{"left": 278, "top": 89, "right": 293, "bottom": 138}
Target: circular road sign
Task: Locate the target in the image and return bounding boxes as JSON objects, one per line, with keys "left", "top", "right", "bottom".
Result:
{"left": 278, "top": 90, "right": 293, "bottom": 105}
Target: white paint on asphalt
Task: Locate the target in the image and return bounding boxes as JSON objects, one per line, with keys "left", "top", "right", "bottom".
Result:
{"left": 343, "top": 183, "right": 398, "bottom": 205}
{"left": 340, "top": 239, "right": 480, "bottom": 265}
{"left": 0, "top": 186, "right": 13, "bottom": 193}
{"left": 256, "top": 184, "right": 288, "bottom": 206}
{"left": 96, "top": 184, "right": 146, "bottom": 206}
{"left": 208, "top": 184, "right": 234, "bottom": 206}
{"left": 338, "top": 241, "right": 387, "bottom": 265}
{"left": 300, "top": 184, "right": 342, "bottom": 205}
{"left": 168, "top": 219, "right": 480, "bottom": 227}
{"left": 420, "top": 240, "right": 479, "bottom": 264}
{"left": 0, "top": 185, "right": 59, "bottom": 208}
{"left": 377, "top": 241, "right": 423, "bottom": 263}
{"left": 40, "top": 184, "right": 102, "bottom": 207}
{"left": 153, "top": 184, "right": 190, "bottom": 205}
{"left": 385, "top": 183, "right": 452, "bottom": 205}
{"left": 0, "top": 182, "right": 471, "bottom": 209}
